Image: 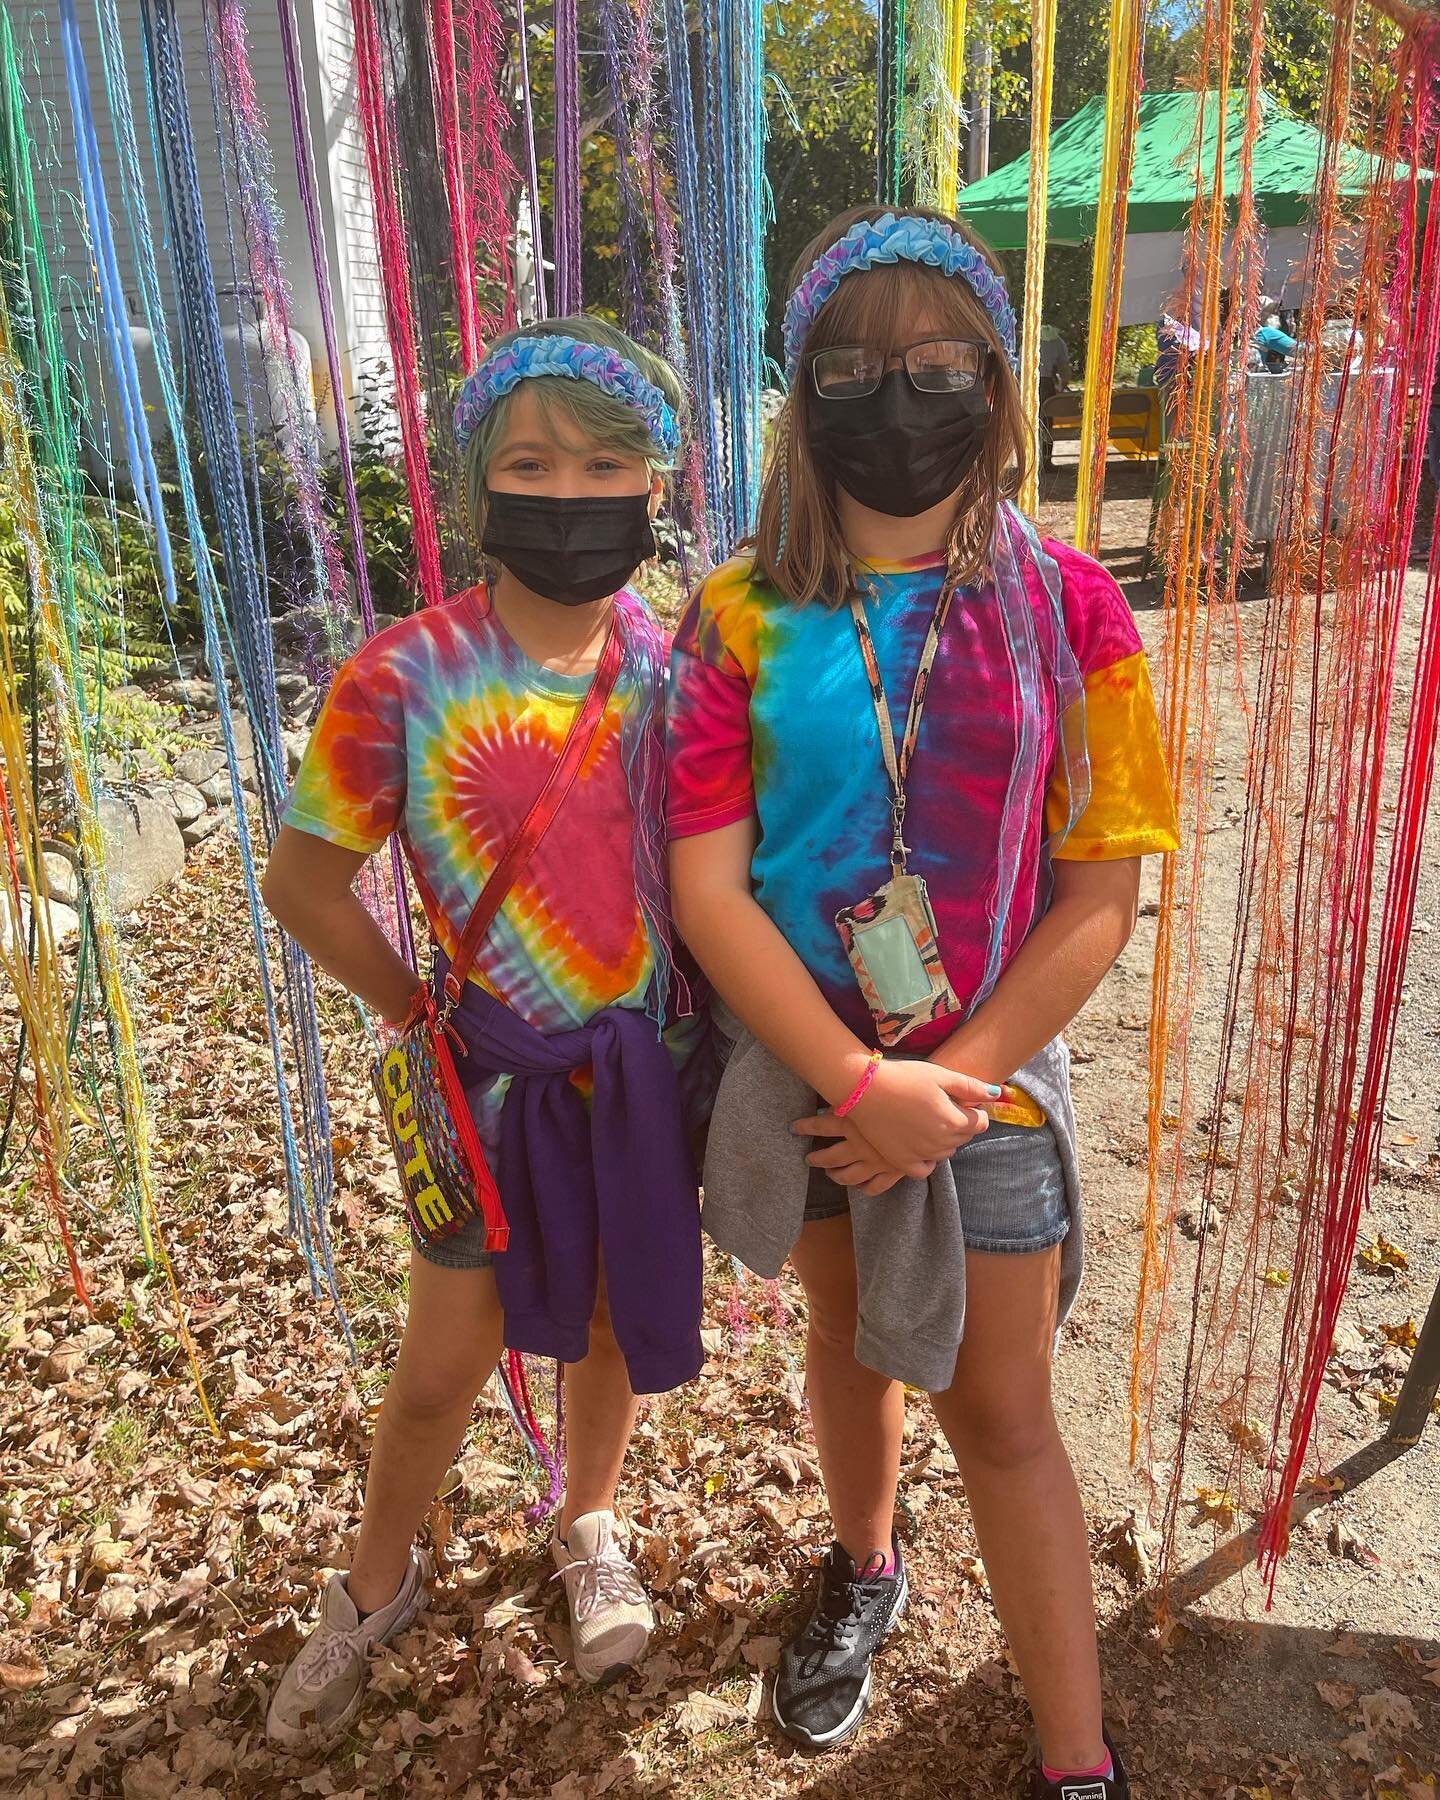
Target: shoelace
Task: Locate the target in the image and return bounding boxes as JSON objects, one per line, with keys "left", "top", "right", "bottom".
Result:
{"left": 296, "top": 1620, "right": 368, "bottom": 1691}
{"left": 554, "top": 1541, "right": 646, "bottom": 1623}
{"left": 803, "top": 1552, "right": 889, "bottom": 1664}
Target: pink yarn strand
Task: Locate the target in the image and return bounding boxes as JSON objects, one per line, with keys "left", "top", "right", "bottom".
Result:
{"left": 349, "top": 0, "right": 447, "bottom": 607}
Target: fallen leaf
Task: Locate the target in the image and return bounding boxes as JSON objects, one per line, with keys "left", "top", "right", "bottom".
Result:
{"left": 1264, "top": 1267, "right": 1291, "bottom": 1287}
{"left": 1328, "top": 1516, "right": 1382, "bottom": 1568}
{"left": 1381, "top": 1319, "right": 1419, "bottom": 1353}
{"left": 594, "top": 1752, "right": 644, "bottom": 1794}
{"left": 1316, "top": 1678, "right": 1358, "bottom": 1711}
{"left": 0, "top": 1655, "right": 46, "bottom": 1691}
{"left": 1193, "top": 1486, "right": 1237, "bottom": 1525}
{"left": 1360, "top": 1689, "right": 1420, "bottom": 1738}
{"left": 1359, "top": 1235, "right": 1409, "bottom": 1272}
{"left": 673, "top": 1688, "right": 748, "bottom": 1737}
{"left": 503, "top": 1645, "right": 545, "bottom": 1686}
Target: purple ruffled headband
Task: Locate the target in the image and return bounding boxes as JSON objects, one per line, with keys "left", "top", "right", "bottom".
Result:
{"left": 453, "top": 334, "right": 682, "bottom": 459}
{"left": 783, "top": 212, "right": 1019, "bottom": 378}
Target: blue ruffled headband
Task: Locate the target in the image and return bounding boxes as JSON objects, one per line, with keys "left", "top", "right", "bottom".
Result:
{"left": 783, "top": 212, "right": 1019, "bottom": 378}
{"left": 453, "top": 334, "right": 682, "bottom": 459}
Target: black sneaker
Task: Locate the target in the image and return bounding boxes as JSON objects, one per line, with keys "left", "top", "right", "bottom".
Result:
{"left": 1030, "top": 1733, "right": 1130, "bottom": 1799}
{"left": 771, "top": 1534, "right": 907, "bottom": 1749}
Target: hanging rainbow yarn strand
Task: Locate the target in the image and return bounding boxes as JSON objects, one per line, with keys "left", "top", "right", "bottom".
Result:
{"left": 1017, "top": 0, "right": 1058, "bottom": 515}
{"left": 1073, "top": 0, "right": 1148, "bottom": 552}
{"left": 878, "top": 0, "right": 908, "bottom": 204}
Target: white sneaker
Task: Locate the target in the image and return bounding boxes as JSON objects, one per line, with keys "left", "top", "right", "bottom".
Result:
{"left": 551, "top": 1510, "right": 653, "bottom": 1682}
{"left": 266, "top": 1548, "right": 432, "bottom": 1753}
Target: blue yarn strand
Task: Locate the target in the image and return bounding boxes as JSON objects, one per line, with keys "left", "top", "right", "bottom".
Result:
{"left": 85, "top": 0, "right": 352, "bottom": 1349}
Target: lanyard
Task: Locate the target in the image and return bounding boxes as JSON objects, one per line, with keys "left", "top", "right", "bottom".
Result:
{"left": 848, "top": 572, "right": 959, "bottom": 877}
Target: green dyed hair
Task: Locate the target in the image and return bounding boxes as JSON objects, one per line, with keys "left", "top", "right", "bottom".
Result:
{"left": 462, "top": 316, "right": 687, "bottom": 540}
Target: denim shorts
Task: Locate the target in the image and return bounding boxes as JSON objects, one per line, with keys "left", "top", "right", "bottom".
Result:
{"left": 410, "top": 1209, "right": 496, "bottom": 1270}
{"left": 802, "top": 1115, "right": 1069, "bottom": 1254}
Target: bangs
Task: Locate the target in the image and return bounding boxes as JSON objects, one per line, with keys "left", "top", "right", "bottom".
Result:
{"left": 528, "top": 379, "right": 659, "bottom": 462}
{"left": 807, "top": 262, "right": 999, "bottom": 358}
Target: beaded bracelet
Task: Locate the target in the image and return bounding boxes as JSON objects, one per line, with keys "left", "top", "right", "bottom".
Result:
{"left": 834, "top": 1049, "right": 883, "bottom": 1118}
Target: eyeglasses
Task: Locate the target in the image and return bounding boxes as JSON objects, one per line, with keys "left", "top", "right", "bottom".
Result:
{"left": 809, "top": 337, "right": 992, "bottom": 401}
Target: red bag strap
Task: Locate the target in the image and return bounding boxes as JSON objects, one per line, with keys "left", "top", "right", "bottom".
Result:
{"left": 440, "top": 616, "right": 627, "bottom": 1015}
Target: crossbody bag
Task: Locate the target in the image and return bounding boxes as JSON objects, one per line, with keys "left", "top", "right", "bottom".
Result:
{"left": 372, "top": 618, "right": 627, "bottom": 1248}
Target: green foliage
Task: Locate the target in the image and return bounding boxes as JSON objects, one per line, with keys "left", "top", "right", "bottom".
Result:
{"left": 1, "top": 487, "right": 172, "bottom": 736}
{"left": 764, "top": 0, "right": 880, "bottom": 362}
{"left": 320, "top": 371, "right": 416, "bottom": 620}
{"left": 1114, "top": 323, "right": 1159, "bottom": 384}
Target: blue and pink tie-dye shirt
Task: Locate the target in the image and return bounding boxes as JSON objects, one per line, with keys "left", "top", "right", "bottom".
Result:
{"left": 666, "top": 540, "right": 1179, "bottom": 1052}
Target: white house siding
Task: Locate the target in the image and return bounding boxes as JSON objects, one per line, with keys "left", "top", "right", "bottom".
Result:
{"left": 23, "top": 1, "right": 388, "bottom": 444}
{"left": 311, "top": 0, "right": 393, "bottom": 427}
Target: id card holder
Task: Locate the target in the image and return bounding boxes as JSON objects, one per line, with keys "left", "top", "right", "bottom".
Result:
{"left": 835, "top": 872, "right": 963, "bottom": 1047}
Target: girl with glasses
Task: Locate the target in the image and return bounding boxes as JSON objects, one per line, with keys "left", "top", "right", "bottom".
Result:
{"left": 667, "top": 206, "right": 1179, "bottom": 1796}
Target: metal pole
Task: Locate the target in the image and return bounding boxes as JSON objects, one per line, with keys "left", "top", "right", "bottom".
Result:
{"left": 1387, "top": 1270, "right": 1440, "bottom": 1447}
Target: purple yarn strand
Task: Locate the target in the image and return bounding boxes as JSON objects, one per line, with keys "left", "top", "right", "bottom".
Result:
{"left": 553, "top": 0, "right": 582, "bottom": 315}
{"left": 276, "top": 0, "right": 415, "bottom": 969}
{"left": 514, "top": 0, "right": 549, "bottom": 319}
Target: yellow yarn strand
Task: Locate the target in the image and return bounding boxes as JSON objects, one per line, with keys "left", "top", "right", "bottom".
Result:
{"left": 0, "top": 307, "right": 219, "bottom": 1438}
{"left": 937, "top": 0, "right": 968, "bottom": 214}
{"left": 0, "top": 606, "right": 79, "bottom": 1155}
{"left": 1017, "top": 0, "right": 1058, "bottom": 515}
{"left": 1074, "top": 0, "right": 1145, "bottom": 552}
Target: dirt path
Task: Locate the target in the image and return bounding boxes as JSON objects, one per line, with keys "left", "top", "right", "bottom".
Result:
{"left": 2, "top": 471, "right": 1437, "bottom": 1797}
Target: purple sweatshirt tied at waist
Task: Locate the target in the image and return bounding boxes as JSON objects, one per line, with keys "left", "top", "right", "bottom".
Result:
{"left": 438, "top": 952, "right": 703, "bottom": 1395}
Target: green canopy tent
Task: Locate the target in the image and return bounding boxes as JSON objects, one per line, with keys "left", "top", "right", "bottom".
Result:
{"left": 957, "top": 90, "right": 1432, "bottom": 322}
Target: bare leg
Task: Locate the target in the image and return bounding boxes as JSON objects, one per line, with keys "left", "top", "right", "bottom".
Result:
{"left": 789, "top": 1212, "right": 905, "bottom": 1561}
{"left": 928, "top": 1246, "right": 1105, "bottom": 1772}
{"left": 347, "top": 1254, "right": 504, "bottom": 1614}
{"left": 558, "top": 1282, "right": 640, "bottom": 1537}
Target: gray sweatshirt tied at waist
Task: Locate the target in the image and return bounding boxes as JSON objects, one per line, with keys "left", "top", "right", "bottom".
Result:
{"left": 701, "top": 1007, "right": 1085, "bottom": 1392}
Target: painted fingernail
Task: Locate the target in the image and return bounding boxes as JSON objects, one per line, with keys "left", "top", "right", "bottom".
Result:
{"left": 987, "top": 1084, "right": 1003, "bottom": 1097}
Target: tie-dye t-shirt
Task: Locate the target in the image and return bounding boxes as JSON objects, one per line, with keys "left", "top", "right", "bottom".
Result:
{"left": 284, "top": 585, "right": 664, "bottom": 1039}
{"left": 667, "top": 539, "right": 1179, "bottom": 1052}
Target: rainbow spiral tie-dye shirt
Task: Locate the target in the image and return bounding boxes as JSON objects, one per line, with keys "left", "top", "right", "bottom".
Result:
{"left": 667, "top": 539, "right": 1180, "bottom": 1052}
{"left": 284, "top": 586, "right": 689, "bottom": 1142}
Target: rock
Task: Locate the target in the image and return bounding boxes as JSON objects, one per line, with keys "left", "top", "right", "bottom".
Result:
{"left": 198, "top": 772, "right": 231, "bottom": 807}
{"left": 283, "top": 729, "right": 309, "bottom": 777}
{"left": 181, "top": 811, "right": 226, "bottom": 848}
{"left": 157, "top": 676, "right": 218, "bottom": 709}
{"left": 95, "top": 794, "right": 185, "bottom": 912}
{"left": 18, "top": 847, "right": 79, "bottom": 908}
{"left": 274, "top": 671, "right": 311, "bottom": 699}
{"left": 167, "top": 782, "right": 207, "bottom": 829}
{"left": 172, "top": 746, "right": 227, "bottom": 788}
{"left": 0, "top": 894, "right": 80, "bottom": 953}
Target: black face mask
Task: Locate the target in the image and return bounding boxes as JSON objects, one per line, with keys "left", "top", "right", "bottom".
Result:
{"left": 806, "top": 369, "right": 993, "bottom": 517}
{"left": 481, "top": 490, "right": 656, "bottom": 607}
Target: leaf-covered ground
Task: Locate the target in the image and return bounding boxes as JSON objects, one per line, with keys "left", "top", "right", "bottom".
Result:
{"left": 3, "top": 547, "right": 1439, "bottom": 1798}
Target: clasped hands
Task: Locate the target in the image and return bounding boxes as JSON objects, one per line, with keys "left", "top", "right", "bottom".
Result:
{"left": 791, "top": 1056, "right": 1001, "bottom": 1198}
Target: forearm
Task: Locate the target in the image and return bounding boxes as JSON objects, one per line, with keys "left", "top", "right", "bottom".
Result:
{"left": 930, "top": 878, "right": 1138, "bottom": 1085}
{"left": 677, "top": 887, "right": 874, "bottom": 1106}
{"left": 265, "top": 883, "right": 418, "bottom": 1023}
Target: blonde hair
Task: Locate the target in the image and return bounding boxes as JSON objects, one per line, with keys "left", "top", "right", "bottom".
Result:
{"left": 753, "top": 205, "right": 1026, "bottom": 606}
{"left": 462, "top": 316, "right": 686, "bottom": 541}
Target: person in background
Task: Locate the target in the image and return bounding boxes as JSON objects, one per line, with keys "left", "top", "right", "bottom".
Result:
{"left": 1037, "top": 324, "right": 1072, "bottom": 470}
{"left": 1155, "top": 294, "right": 1200, "bottom": 435}
{"left": 1430, "top": 359, "right": 1440, "bottom": 488}
{"left": 1253, "top": 296, "right": 1298, "bottom": 373}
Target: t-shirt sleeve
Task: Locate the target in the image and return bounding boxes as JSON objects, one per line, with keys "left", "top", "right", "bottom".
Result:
{"left": 666, "top": 565, "right": 758, "bottom": 838}
{"left": 282, "top": 654, "right": 407, "bottom": 855}
{"left": 1043, "top": 546, "right": 1180, "bottom": 860}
